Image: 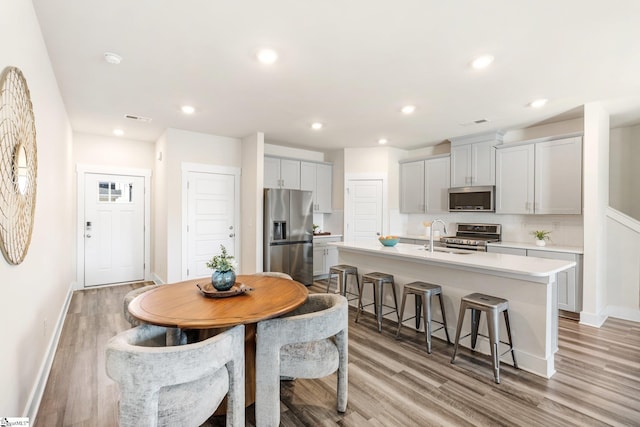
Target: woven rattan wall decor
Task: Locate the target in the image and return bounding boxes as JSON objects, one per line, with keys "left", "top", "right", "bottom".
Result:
{"left": 0, "top": 66, "right": 38, "bottom": 264}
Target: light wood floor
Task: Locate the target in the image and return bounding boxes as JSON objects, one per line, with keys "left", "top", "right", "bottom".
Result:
{"left": 35, "top": 281, "right": 640, "bottom": 426}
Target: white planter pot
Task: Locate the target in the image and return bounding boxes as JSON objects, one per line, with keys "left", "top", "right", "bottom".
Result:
{"left": 535, "top": 239, "right": 546, "bottom": 247}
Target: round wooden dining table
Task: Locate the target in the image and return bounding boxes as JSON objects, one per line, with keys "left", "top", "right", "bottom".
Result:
{"left": 127, "top": 274, "right": 309, "bottom": 412}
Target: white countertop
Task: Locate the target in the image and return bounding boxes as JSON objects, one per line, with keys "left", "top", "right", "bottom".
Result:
{"left": 487, "top": 241, "right": 583, "bottom": 254}
{"left": 331, "top": 241, "right": 576, "bottom": 278}
{"left": 313, "top": 234, "right": 342, "bottom": 239}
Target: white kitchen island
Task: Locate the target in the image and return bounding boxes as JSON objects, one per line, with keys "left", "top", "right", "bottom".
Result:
{"left": 331, "top": 241, "right": 576, "bottom": 378}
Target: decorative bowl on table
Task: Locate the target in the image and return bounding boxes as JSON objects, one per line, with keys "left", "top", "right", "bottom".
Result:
{"left": 378, "top": 235, "right": 399, "bottom": 247}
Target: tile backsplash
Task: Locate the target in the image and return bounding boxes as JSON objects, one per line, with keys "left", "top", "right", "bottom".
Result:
{"left": 314, "top": 210, "right": 344, "bottom": 235}
{"left": 395, "top": 212, "right": 584, "bottom": 247}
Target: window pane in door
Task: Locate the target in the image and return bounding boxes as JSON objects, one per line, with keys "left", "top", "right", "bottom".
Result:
{"left": 98, "top": 181, "right": 134, "bottom": 203}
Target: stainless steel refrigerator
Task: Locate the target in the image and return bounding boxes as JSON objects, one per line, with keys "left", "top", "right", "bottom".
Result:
{"left": 263, "top": 188, "right": 313, "bottom": 285}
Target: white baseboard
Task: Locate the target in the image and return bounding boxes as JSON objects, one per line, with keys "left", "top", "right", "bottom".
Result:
{"left": 606, "top": 305, "right": 640, "bottom": 323}
{"left": 25, "top": 281, "right": 75, "bottom": 421}
{"left": 579, "top": 310, "right": 608, "bottom": 327}
{"left": 151, "top": 272, "right": 165, "bottom": 285}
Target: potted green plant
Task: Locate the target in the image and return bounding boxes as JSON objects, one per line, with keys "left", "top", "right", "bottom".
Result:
{"left": 531, "top": 230, "right": 551, "bottom": 247}
{"left": 206, "top": 245, "right": 236, "bottom": 290}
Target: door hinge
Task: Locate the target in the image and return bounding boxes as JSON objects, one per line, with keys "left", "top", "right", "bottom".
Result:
{"left": 187, "top": 181, "right": 190, "bottom": 190}
{"left": 187, "top": 225, "right": 189, "bottom": 232}
{"left": 187, "top": 268, "right": 190, "bottom": 276}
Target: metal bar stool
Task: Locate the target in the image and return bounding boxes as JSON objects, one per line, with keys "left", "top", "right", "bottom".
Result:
{"left": 395, "top": 281, "right": 451, "bottom": 353}
{"left": 355, "top": 272, "right": 399, "bottom": 333}
{"left": 450, "top": 293, "right": 518, "bottom": 384}
{"left": 327, "top": 264, "right": 362, "bottom": 308}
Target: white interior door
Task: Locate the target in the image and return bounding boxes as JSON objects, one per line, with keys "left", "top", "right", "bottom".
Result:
{"left": 346, "top": 179, "right": 383, "bottom": 243}
{"left": 186, "top": 171, "right": 236, "bottom": 279}
{"left": 84, "top": 173, "right": 145, "bottom": 286}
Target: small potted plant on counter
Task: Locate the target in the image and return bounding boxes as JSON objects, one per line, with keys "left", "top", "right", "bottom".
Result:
{"left": 531, "top": 230, "right": 551, "bottom": 247}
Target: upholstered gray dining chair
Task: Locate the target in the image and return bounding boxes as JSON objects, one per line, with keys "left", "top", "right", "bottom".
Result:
{"left": 123, "top": 284, "right": 186, "bottom": 345}
{"left": 123, "top": 284, "right": 162, "bottom": 326}
{"left": 255, "top": 293, "right": 348, "bottom": 426}
{"left": 106, "top": 323, "right": 245, "bottom": 427}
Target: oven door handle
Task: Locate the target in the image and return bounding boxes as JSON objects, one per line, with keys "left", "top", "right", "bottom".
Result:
{"left": 444, "top": 243, "right": 484, "bottom": 251}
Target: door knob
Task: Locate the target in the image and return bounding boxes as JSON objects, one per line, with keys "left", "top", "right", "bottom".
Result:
{"left": 86, "top": 234, "right": 92, "bottom": 238}
{"left": 229, "top": 233, "right": 235, "bottom": 238}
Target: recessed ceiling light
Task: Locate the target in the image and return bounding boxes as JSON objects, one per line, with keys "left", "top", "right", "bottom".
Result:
{"left": 113, "top": 128, "right": 124, "bottom": 136}
{"left": 401, "top": 105, "right": 416, "bottom": 114}
{"left": 529, "top": 98, "right": 548, "bottom": 108}
{"left": 181, "top": 105, "right": 196, "bottom": 114}
{"left": 257, "top": 48, "right": 278, "bottom": 65}
{"left": 470, "top": 55, "right": 494, "bottom": 70}
{"left": 378, "top": 138, "right": 388, "bottom": 145}
{"left": 104, "top": 52, "right": 123, "bottom": 65}
{"left": 311, "top": 122, "right": 323, "bottom": 130}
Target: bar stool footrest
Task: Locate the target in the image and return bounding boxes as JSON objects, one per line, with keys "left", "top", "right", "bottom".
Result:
{"left": 456, "top": 332, "right": 514, "bottom": 353}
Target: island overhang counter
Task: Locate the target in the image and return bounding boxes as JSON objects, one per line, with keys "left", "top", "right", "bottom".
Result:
{"left": 330, "top": 241, "right": 576, "bottom": 378}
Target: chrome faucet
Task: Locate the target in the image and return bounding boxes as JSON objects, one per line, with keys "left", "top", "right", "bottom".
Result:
{"left": 429, "top": 219, "right": 448, "bottom": 253}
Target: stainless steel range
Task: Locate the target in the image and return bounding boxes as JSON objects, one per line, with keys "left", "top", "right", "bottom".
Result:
{"left": 440, "top": 223, "right": 501, "bottom": 251}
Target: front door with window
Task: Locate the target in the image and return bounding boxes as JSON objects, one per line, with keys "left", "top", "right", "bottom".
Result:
{"left": 84, "top": 173, "right": 145, "bottom": 286}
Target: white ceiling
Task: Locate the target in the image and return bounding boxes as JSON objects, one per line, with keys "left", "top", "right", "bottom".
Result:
{"left": 32, "top": 0, "right": 640, "bottom": 151}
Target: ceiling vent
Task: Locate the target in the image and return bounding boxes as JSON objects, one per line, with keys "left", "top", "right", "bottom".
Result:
{"left": 459, "top": 118, "right": 490, "bottom": 127}
{"left": 124, "top": 114, "right": 152, "bottom": 122}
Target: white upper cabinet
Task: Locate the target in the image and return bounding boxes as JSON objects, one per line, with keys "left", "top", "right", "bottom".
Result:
{"left": 495, "top": 143, "right": 535, "bottom": 214}
{"left": 450, "top": 131, "right": 504, "bottom": 187}
{"left": 264, "top": 157, "right": 301, "bottom": 189}
{"left": 535, "top": 138, "right": 582, "bottom": 214}
{"left": 399, "top": 160, "right": 425, "bottom": 213}
{"left": 264, "top": 157, "right": 282, "bottom": 188}
{"left": 315, "top": 163, "right": 333, "bottom": 212}
{"left": 300, "top": 161, "right": 333, "bottom": 213}
{"left": 399, "top": 155, "right": 450, "bottom": 214}
{"left": 496, "top": 136, "right": 582, "bottom": 215}
{"left": 425, "top": 156, "right": 450, "bottom": 213}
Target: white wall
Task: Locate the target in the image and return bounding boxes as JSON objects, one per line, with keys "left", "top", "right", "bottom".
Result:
{"left": 605, "top": 208, "right": 640, "bottom": 322}
{"left": 73, "top": 132, "right": 155, "bottom": 170}
{"left": 0, "top": 1, "right": 75, "bottom": 418}
{"left": 503, "top": 118, "right": 584, "bottom": 143}
{"left": 240, "top": 133, "right": 264, "bottom": 274}
{"left": 153, "top": 131, "right": 169, "bottom": 282}
{"left": 406, "top": 141, "right": 450, "bottom": 158}
{"left": 265, "top": 142, "right": 324, "bottom": 161}
{"left": 609, "top": 124, "right": 640, "bottom": 220}
{"left": 155, "top": 128, "right": 242, "bottom": 283}
{"left": 325, "top": 149, "right": 345, "bottom": 210}
{"left": 581, "top": 103, "right": 610, "bottom": 326}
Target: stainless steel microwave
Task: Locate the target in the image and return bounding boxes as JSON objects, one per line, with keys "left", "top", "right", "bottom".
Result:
{"left": 448, "top": 186, "right": 495, "bottom": 212}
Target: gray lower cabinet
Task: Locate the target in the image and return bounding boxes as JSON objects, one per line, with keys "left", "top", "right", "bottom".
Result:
{"left": 487, "top": 246, "right": 582, "bottom": 312}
